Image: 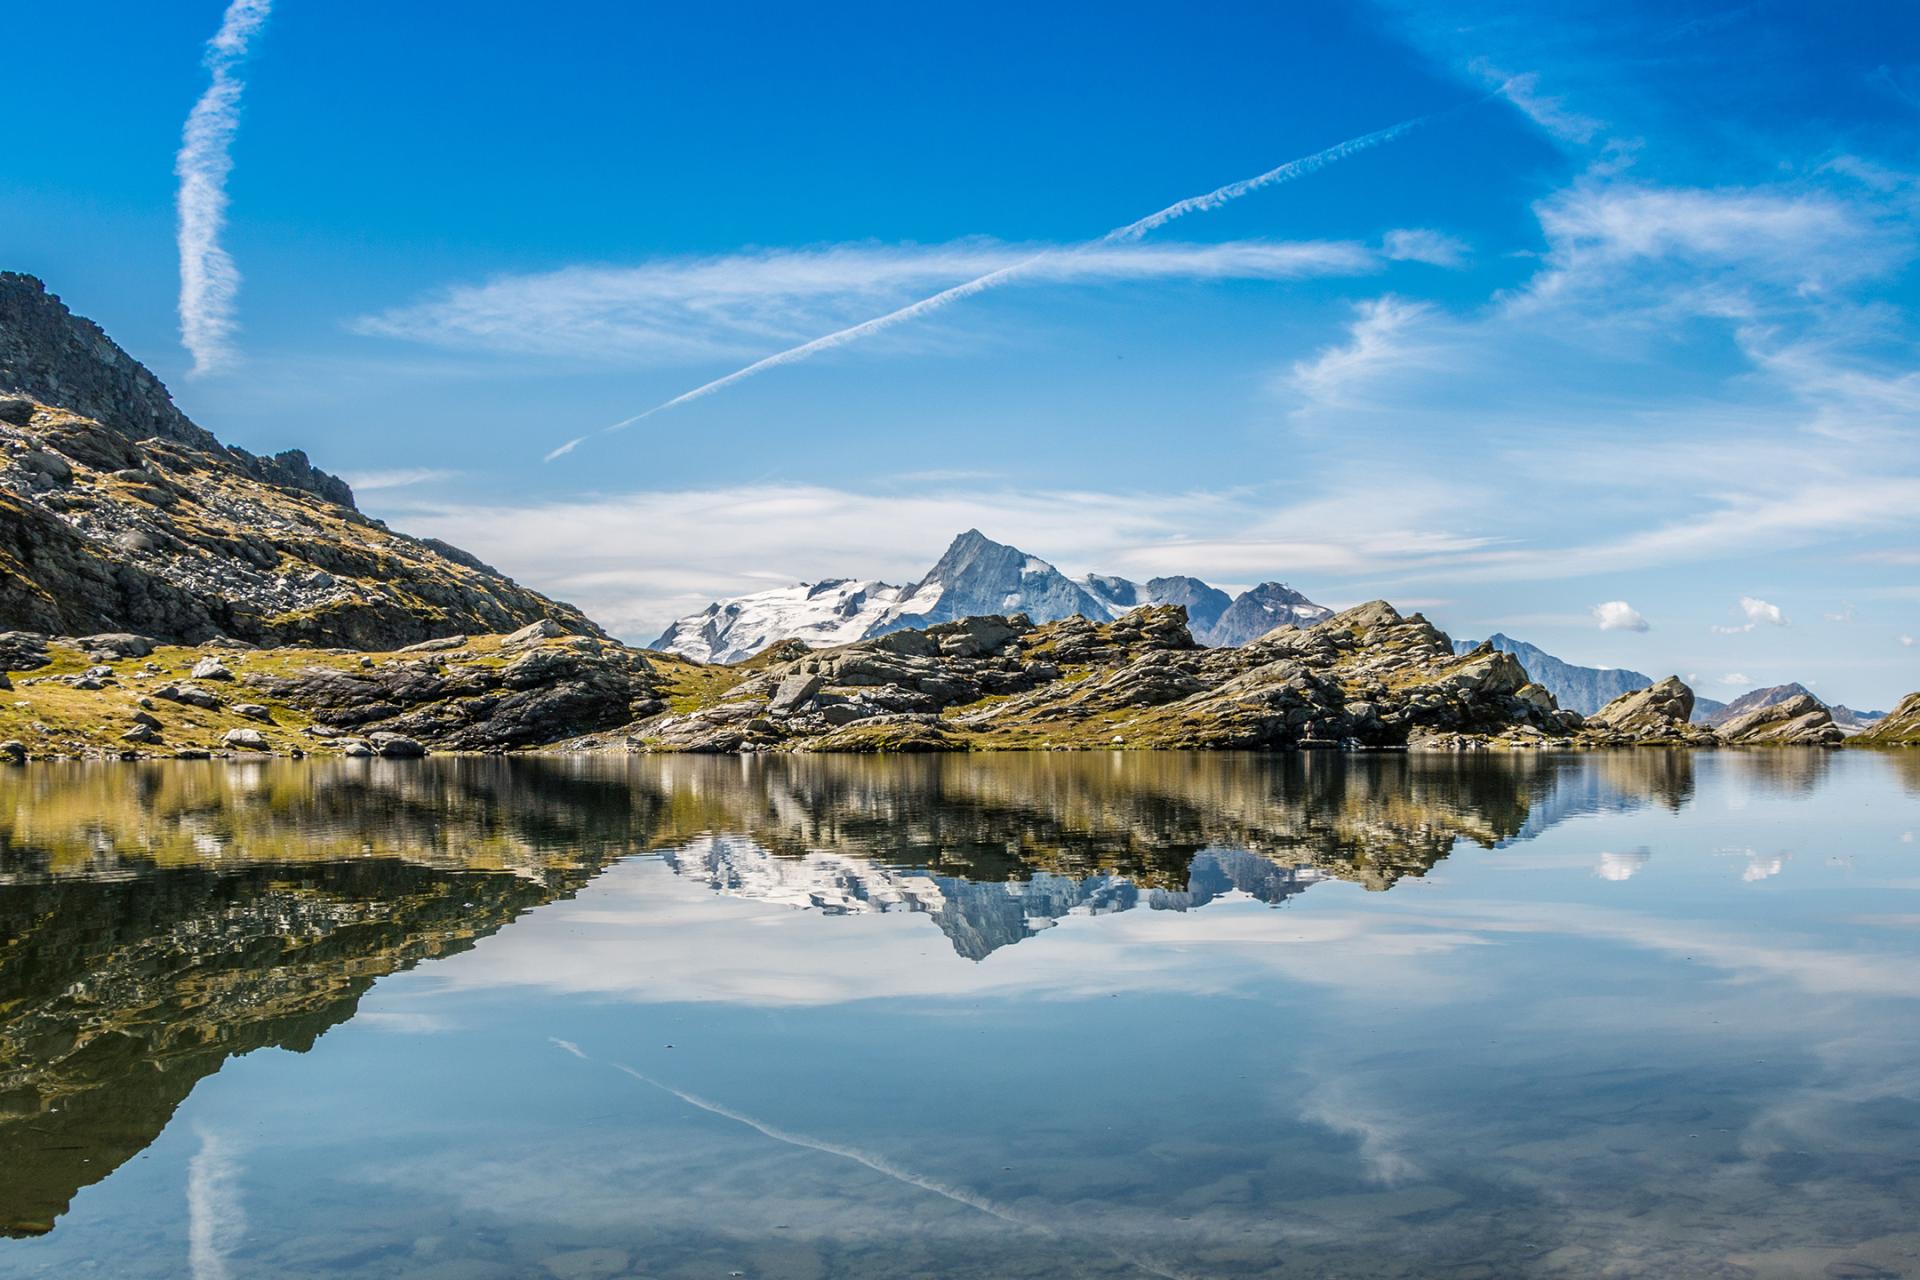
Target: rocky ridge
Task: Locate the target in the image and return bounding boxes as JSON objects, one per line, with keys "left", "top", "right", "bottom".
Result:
{"left": 0, "top": 276, "right": 601, "bottom": 649}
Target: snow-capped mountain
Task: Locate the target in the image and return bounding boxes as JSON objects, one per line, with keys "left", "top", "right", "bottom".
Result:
{"left": 656, "top": 834, "right": 1328, "bottom": 959}
{"left": 649, "top": 529, "right": 1333, "bottom": 663}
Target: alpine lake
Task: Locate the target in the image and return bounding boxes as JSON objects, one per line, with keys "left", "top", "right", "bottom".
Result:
{"left": 1, "top": 749, "right": 1916, "bottom": 1279}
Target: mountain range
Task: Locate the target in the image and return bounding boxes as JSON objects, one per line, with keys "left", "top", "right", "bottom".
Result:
{"left": 650, "top": 528, "right": 1332, "bottom": 662}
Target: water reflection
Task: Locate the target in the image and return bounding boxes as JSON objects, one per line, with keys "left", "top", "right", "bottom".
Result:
{"left": 0, "top": 748, "right": 1904, "bottom": 1267}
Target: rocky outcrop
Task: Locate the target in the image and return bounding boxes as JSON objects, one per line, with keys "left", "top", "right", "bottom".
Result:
{"left": 1453, "top": 633, "right": 1654, "bottom": 716}
{"left": 633, "top": 601, "right": 1582, "bottom": 754}
{"left": 0, "top": 274, "right": 599, "bottom": 650}
{"left": 1852, "top": 692, "right": 1920, "bottom": 746}
{"left": 1715, "top": 693, "right": 1844, "bottom": 746}
{"left": 1585, "top": 677, "right": 1716, "bottom": 744}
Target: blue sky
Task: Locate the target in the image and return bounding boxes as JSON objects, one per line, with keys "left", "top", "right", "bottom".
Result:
{"left": 6, "top": 1, "right": 1919, "bottom": 705}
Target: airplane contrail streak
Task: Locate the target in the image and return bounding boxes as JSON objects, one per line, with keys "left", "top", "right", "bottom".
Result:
{"left": 544, "top": 113, "right": 1435, "bottom": 460}
{"left": 549, "top": 1038, "right": 1205, "bottom": 1280}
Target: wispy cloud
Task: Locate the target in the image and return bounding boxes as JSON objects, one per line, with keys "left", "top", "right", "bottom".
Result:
{"left": 1287, "top": 296, "right": 1436, "bottom": 411}
{"left": 187, "top": 1128, "right": 245, "bottom": 1280}
{"left": 175, "top": 0, "right": 272, "bottom": 376}
{"left": 1712, "top": 595, "right": 1788, "bottom": 633}
{"left": 541, "top": 113, "right": 1444, "bottom": 459}
{"left": 338, "top": 466, "right": 458, "bottom": 492}
{"left": 357, "top": 239, "right": 1377, "bottom": 363}
{"left": 1593, "top": 601, "right": 1649, "bottom": 632}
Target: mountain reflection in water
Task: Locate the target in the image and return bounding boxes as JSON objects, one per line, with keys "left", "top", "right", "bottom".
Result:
{"left": 0, "top": 748, "right": 1897, "bottom": 1260}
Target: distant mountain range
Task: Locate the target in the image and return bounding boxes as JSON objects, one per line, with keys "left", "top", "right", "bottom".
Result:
{"left": 650, "top": 529, "right": 1332, "bottom": 662}
{"left": 1451, "top": 636, "right": 1886, "bottom": 732}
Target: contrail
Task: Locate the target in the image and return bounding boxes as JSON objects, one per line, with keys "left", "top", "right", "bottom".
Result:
{"left": 175, "top": 0, "right": 273, "bottom": 376}
{"left": 550, "top": 1038, "right": 1204, "bottom": 1280}
{"left": 186, "top": 1127, "right": 246, "bottom": 1280}
{"left": 546, "top": 113, "right": 1429, "bottom": 461}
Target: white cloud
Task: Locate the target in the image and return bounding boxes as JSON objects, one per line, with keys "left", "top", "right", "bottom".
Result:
{"left": 1594, "top": 850, "right": 1650, "bottom": 881}
{"left": 1713, "top": 595, "right": 1789, "bottom": 633}
{"left": 1287, "top": 296, "right": 1436, "bottom": 410}
{"left": 1902, "top": 635, "right": 1915, "bottom": 647}
{"left": 1592, "top": 601, "right": 1649, "bottom": 632}
{"left": 1382, "top": 228, "right": 1469, "bottom": 267}
{"left": 370, "top": 476, "right": 1491, "bottom": 642}
{"left": 357, "top": 239, "right": 1377, "bottom": 363}
{"left": 175, "top": 0, "right": 272, "bottom": 376}
{"left": 1477, "top": 64, "right": 1605, "bottom": 145}
{"left": 1721, "top": 673, "right": 1752, "bottom": 686}
{"left": 340, "top": 467, "right": 457, "bottom": 493}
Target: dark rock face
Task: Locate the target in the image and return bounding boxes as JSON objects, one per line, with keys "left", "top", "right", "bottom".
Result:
{"left": 246, "top": 640, "right": 654, "bottom": 751}
{"left": 0, "top": 274, "right": 601, "bottom": 649}
{"left": 0, "top": 273, "right": 353, "bottom": 507}
{"left": 1452, "top": 633, "right": 1654, "bottom": 716}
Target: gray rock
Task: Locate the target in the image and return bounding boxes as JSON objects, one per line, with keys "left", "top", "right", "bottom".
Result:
{"left": 1716, "top": 693, "right": 1844, "bottom": 746}
{"left": 120, "top": 724, "right": 160, "bottom": 744}
{"left": 399, "top": 635, "right": 470, "bottom": 653}
{"left": 155, "top": 683, "right": 222, "bottom": 710}
{"left": 0, "top": 740, "right": 25, "bottom": 764}
{"left": 502, "top": 618, "right": 568, "bottom": 647}
{"left": 130, "top": 711, "right": 163, "bottom": 729}
{"left": 190, "top": 657, "right": 234, "bottom": 681}
{"left": 371, "top": 733, "right": 426, "bottom": 758}
{"left": 341, "top": 740, "right": 375, "bottom": 757}
{"left": 221, "top": 727, "right": 269, "bottom": 750}
{"left": 0, "top": 396, "right": 34, "bottom": 425}
{"left": 232, "top": 703, "right": 273, "bottom": 722}
{"left": 768, "top": 673, "right": 824, "bottom": 716}
{"left": 78, "top": 632, "right": 155, "bottom": 659}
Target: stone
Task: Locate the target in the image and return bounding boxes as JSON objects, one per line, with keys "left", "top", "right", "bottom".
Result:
{"left": 0, "top": 396, "right": 34, "bottom": 425}
{"left": 130, "top": 711, "right": 163, "bottom": 729}
{"left": 0, "top": 740, "right": 25, "bottom": 763}
{"left": 371, "top": 734, "right": 426, "bottom": 758}
{"left": 341, "top": 740, "right": 375, "bottom": 757}
{"left": 221, "top": 727, "right": 269, "bottom": 750}
{"left": 502, "top": 618, "right": 568, "bottom": 647}
{"left": 120, "top": 724, "right": 160, "bottom": 744}
{"left": 1716, "top": 693, "right": 1844, "bottom": 746}
{"left": 767, "top": 673, "right": 824, "bottom": 716}
{"left": 399, "top": 635, "right": 470, "bottom": 654}
{"left": 190, "top": 657, "right": 235, "bottom": 681}
{"left": 232, "top": 703, "right": 273, "bottom": 722}
{"left": 78, "top": 632, "right": 155, "bottom": 659}
{"left": 70, "top": 676, "right": 105, "bottom": 691}
{"left": 155, "top": 683, "right": 222, "bottom": 710}
{"left": 0, "top": 674, "right": 9, "bottom": 692}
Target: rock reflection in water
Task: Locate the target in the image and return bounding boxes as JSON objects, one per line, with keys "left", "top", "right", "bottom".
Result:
{"left": 0, "top": 748, "right": 1825, "bottom": 1245}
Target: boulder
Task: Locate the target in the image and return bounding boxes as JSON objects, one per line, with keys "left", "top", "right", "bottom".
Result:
{"left": 399, "top": 635, "right": 469, "bottom": 654}
{"left": 767, "top": 673, "right": 824, "bottom": 716}
{"left": 371, "top": 733, "right": 426, "bottom": 758}
{"left": 0, "top": 740, "right": 25, "bottom": 764}
{"left": 232, "top": 703, "right": 273, "bottom": 722}
{"left": 155, "top": 683, "right": 222, "bottom": 710}
{"left": 221, "top": 727, "right": 269, "bottom": 750}
{"left": 341, "top": 740, "right": 375, "bottom": 757}
{"left": 78, "top": 633, "right": 155, "bottom": 659}
{"left": 1587, "top": 676, "right": 1701, "bottom": 738}
{"left": 1716, "top": 693, "right": 1844, "bottom": 746}
{"left": 190, "top": 657, "right": 234, "bottom": 681}
{"left": 1852, "top": 691, "right": 1920, "bottom": 746}
{"left": 502, "top": 618, "right": 568, "bottom": 647}
{"left": 0, "top": 396, "right": 34, "bottom": 425}
{"left": 120, "top": 724, "right": 160, "bottom": 744}
{"left": 130, "top": 711, "right": 162, "bottom": 730}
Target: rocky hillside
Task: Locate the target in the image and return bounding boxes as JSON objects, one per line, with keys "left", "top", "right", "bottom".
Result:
{"left": 651, "top": 528, "right": 1331, "bottom": 662}
{"left": 1853, "top": 693, "right": 1920, "bottom": 746}
{"left": 0, "top": 273, "right": 599, "bottom": 648}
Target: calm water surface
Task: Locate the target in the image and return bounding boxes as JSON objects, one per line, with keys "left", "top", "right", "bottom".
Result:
{"left": 1, "top": 751, "right": 1917, "bottom": 1279}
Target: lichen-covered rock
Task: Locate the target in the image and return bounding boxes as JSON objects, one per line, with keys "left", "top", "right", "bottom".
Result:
{"left": 1715, "top": 693, "right": 1843, "bottom": 746}
{"left": 1586, "top": 676, "right": 1715, "bottom": 744}
{"left": 220, "top": 727, "right": 268, "bottom": 750}
{"left": 1852, "top": 691, "right": 1920, "bottom": 746}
